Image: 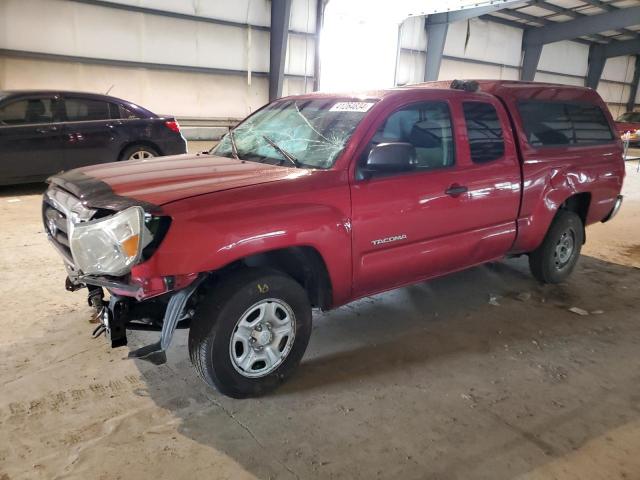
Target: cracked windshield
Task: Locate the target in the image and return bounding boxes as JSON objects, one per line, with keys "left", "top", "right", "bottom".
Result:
{"left": 212, "top": 98, "right": 376, "bottom": 169}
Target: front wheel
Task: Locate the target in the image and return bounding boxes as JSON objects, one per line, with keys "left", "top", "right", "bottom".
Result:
{"left": 188, "top": 268, "right": 312, "bottom": 398}
{"left": 529, "top": 210, "right": 584, "bottom": 284}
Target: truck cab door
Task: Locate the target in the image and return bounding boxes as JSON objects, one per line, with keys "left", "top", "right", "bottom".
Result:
{"left": 350, "top": 97, "right": 520, "bottom": 298}
{"left": 0, "top": 95, "right": 67, "bottom": 184}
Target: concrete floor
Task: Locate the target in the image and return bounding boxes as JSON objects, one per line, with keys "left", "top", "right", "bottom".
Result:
{"left": 1, "top": 157, "right": 640, "bottom": 480}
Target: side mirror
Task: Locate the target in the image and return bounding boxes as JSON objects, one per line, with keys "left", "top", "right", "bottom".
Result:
{"left": 362, "top": 142, "right": 417, "bottom": 177}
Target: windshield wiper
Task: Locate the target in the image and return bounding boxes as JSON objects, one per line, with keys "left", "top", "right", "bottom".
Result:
{"left": 229, "top": 130, "right": 240, "bottom": 160}
{"left": 262, "top": 135, "right": 300, "bottom": 168}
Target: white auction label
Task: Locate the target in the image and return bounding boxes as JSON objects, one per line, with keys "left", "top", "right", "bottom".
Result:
{"left": 329, "top": 102, "right": 375, "bottom": 113}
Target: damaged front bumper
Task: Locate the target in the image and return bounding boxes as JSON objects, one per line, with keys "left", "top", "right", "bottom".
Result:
{"left": 67, "top": 268, "right": 206, "bottom": 365}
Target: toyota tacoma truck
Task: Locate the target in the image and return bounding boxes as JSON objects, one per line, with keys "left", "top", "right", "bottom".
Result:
{"left": 43, "top": 80, "right": 625, "bottom": 398}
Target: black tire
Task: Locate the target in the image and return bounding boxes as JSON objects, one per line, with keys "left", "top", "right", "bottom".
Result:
{"left": 188, "top": 268, "right": 312, "bottom": 398}
{"left": 528, "top": 210, "right": 584, "bottom": 284}
{"left": 120, "top": 144, "right": 159, "bottom": 161}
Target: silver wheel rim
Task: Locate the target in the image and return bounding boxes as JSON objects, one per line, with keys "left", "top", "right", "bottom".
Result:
{"left": 229, "top": 299, "right": 296, "bottom": 378}
{"left": 554, "top": 229, "right": 575, "bottom": 269}
{"left": 128, "top": 150, "right": 154, "bottom": 160}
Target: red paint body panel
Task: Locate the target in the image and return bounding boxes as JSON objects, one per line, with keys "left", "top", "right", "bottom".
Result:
{"left": 475, "top": 81, "right": 625, "bottom": 253}
{"left": 63, "top": 80, "right": 624, "bottom": 306}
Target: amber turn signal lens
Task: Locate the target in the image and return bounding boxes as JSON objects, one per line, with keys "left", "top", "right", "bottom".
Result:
{"left": 121, "top": 234, "right": 140, "bottom": 257}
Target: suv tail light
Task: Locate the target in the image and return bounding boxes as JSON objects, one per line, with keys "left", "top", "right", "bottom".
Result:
{"left": 164, "top": 120, "right": 181, "bottom": 133}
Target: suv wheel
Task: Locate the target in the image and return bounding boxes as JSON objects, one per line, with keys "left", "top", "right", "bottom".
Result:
{"left": 121, "top": 145, "right": 159, "bottom": 161}
{"left": 188, "top": 268, "right": 312, "bottom": 398}
{"left": 528, "top": 210, "right": 584, "bottom": 284}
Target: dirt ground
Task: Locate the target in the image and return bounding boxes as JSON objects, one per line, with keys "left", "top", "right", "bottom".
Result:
{"left": 1, "top": 155, "right": 640, "bottom": 480}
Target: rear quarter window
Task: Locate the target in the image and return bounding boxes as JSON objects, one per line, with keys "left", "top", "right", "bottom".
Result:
{"left": 518, "top": 101, "right": 614, "bottom": 147}
{"left": 462, "top": 102, "right": 505, "bottom": 163}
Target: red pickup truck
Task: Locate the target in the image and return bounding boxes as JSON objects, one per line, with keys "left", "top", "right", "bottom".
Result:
{"left": 43, "top": 80, "right": 624, "bottom": 398}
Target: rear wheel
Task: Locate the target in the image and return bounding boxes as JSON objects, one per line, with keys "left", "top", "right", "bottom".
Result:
{"left": 121, "top": 145, "right": 159, "bottom": 161}
{"left": 529, "top": 210, "right": 584, "bottom": 284}
{"left": 188, "top": 268, "right": 312, "bottom": 398}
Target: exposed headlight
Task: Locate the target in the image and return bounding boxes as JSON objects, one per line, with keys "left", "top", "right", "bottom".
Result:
{"left": 70, "top": 206, "right": 151, "bottom": 276}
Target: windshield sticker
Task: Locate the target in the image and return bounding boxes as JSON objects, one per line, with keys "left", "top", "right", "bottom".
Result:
{"left": 329, "top": 102, "right": 375, "bottom": 113}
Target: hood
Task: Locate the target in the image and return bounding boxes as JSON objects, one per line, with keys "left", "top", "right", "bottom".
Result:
{"left": 50, "top": 153, "right": 310, "bottom": 209}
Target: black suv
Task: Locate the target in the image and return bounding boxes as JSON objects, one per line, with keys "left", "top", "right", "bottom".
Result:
{"left": 0, "top": 91, "right": 187, "bottom": 185}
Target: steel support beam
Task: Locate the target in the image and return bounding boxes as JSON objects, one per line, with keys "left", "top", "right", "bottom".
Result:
{"left": 422, "top": 3, "right": 516, "bottom": 82}
{"left": 424, "top": 20, "right": 448, "bottom": 81}
{"left": 585, "top": 39, "right": 640, "bottom": 89}
{"left": 586, "top": 44, "right": 606, "bottom": 89}
{"left": 313, "top": 0, "right": 326, "bottom": 91}
{"left": 521, "top": 43, "right": 542, "bottom": 81}
{"left": 602, "top": 38, "right": 640, "bottom": 58}
{"left": 627, "top": 55, "right": 640, "bottom": 112}
{"left": 269, "top": 0, "right": 292, "bottom": 101}
{"left": 524, "top": 7, "right": 640, "bottom": 47}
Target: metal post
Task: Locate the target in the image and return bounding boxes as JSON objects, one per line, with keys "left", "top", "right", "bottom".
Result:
{"left": 627, "top": 55, "right": 640, "bottom": 113}
{"left": 269, "top": 0, "right": 292, "bottom": 101}
{"left": 586, "top": 43, "right": 606, "bottom": 89}
{"left": 521, "top": 43, "right": 542, "bottom": 81}
{"left": 313, "top": 0, "right": 325, "bottom": 92}
{"left": 424, "top": 18, "right": 448, "bottom": 82}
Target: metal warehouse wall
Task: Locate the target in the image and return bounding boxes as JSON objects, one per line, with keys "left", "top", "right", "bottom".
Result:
{"left": 397, "top": 16, "right": 638, "bottom": 118}
{"left": 0, "top": 0, "right": 317, "bottom": 121}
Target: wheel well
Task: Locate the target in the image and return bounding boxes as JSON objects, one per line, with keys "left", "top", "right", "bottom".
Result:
{"left": 560, "top": 192, "right": 591, "bottom": 225}
{"left": 118, "top": 141, "right": 162, "bottom": 160}
{"left": 220, "top": 247, "right": 333, "bottom": 310}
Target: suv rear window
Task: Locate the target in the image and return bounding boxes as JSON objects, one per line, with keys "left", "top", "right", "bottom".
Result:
{"left": 518, "top": 101, "right": 614, "bottom": 147}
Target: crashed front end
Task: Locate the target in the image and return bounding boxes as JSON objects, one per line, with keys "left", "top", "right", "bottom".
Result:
{"left": 42, "top": 175, "right": 202, "bottom": 364}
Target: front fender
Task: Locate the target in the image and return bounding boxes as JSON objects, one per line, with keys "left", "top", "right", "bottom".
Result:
{"left": 132, "top": 174, "right": 353, "bottom": 305}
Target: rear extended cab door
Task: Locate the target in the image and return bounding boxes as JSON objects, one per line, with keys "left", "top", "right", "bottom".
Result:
{"left": 348, "top": 89, "right": 521, "bottom": 298}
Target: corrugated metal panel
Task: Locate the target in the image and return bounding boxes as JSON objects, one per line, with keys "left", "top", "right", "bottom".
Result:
{"left": 285, "top": 34, "right": 315, "bottom": 77}
{"left": 397, "top": 50, "right": 426, "bottom": 85}
{"left": 0, "top": 0, "right": 273, "bottom": 73}
{"left": 290, "top": 0, "right": 317, "bottom": 34}
{"left": 104, "top": 0, "right": 272, "bottom": 27}
{"left": 0, "top": 55, "right": 268, "bottom": 118}
{"left": 597, "top": 80, "right": 631, "bottom": 103}
{"left": 399, "top": 16, "right": 427, "bottom": 51}
{"left": 439, "top": 58, "right": 520, "bottom": 80}
{"left": 444, "top": 18, "right": 523, "bottom": 66}
{"left": 538, "top": 41, "right": 589, "bottom": 77}
{"left": 602, "top": 55, "right": 636, "bottom": 83}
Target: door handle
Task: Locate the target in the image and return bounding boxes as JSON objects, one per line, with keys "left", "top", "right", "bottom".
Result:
{"left": 445, "top": 184, "right": 468, "bottom": 197}
{"left": 35, "top": 126, "right": 58, "bottom": 134}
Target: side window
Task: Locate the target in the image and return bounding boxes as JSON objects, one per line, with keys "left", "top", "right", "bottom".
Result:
{"left": 109, "top": 103, "right": 120, "bottom": 119}
{"left": 118, "top": 104, "right": 142, "bottom": 120}
{"left": 566, "top": 104, "right": 614, "bottom": 144}
{"left": 363, "top": 101, "right": 454, "bottom": 173}
{"left": 64, "top": 98, "right": 111, "bottom": 122}
{"left": 462, "top": 102, "right": 504, "bottom": 163}
{"left": 0, "top": 98, "right": 53, "bottom": 126}
{"left": 518, "top": 101, "right": 614, "bottom": 147}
